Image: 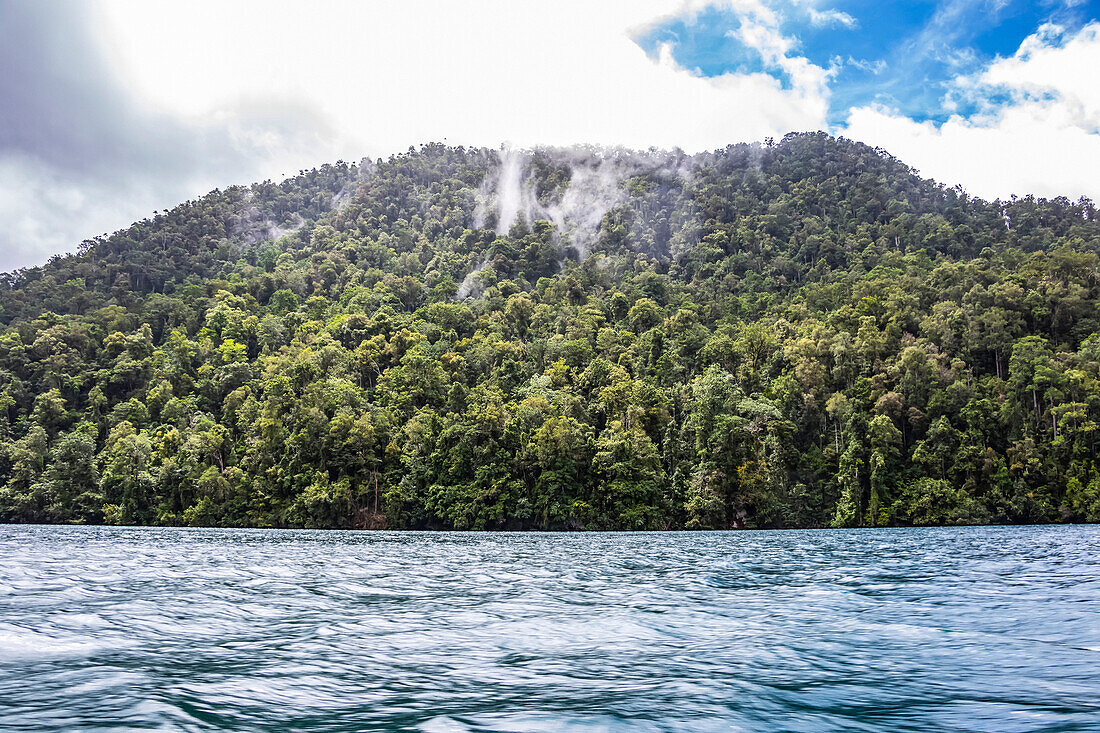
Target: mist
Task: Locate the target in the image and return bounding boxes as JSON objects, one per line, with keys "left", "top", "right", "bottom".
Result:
{"left": 474, "top": 145, "right": 697, "bottom": 259}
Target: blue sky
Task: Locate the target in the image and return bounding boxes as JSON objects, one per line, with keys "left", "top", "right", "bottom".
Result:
{"left": 1, "top": 0, "right": 1099, "bottom": 270}
{"left": 636, "top": 0, "right": 1100, "bottom": 124}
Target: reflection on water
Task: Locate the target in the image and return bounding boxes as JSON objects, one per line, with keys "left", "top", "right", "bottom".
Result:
{"left": 1, "top": 525, "right": 1098, "bottom": 731}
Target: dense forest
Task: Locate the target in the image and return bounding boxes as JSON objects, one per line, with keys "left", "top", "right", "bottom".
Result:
{"left": 1, "top": 132, "right": 1098, "bottom": 529}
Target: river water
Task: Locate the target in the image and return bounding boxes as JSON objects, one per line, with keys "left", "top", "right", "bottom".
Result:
{"left": 1, "top": 525, "right": 1098, "bottom": 732}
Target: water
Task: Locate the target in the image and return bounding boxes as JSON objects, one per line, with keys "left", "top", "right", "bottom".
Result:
{"left": 1, "top": 526, "right": 1098, "bottom": 732}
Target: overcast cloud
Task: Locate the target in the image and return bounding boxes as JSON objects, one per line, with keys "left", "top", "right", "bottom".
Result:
{"left": 0, "top": 0, "right": 1098, "bottom": 270}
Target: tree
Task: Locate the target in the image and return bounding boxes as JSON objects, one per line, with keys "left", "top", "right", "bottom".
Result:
{"left": 593, "top": 420, "right": 666, "bottom": 529}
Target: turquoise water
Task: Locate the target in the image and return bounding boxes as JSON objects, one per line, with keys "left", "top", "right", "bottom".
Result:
{"left": 1, "top": 525, "right": 1098, "bottom": 732}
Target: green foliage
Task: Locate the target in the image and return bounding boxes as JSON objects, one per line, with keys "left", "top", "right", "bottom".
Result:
{"left": 1, "top": 134, "right": 1099, "bottom": 529}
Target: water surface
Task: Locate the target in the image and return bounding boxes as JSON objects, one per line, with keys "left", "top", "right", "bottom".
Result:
{"left": 1, "top": 525, "right": 1098, "bottom": 731}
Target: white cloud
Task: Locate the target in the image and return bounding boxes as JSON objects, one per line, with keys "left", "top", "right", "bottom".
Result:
{"left": 844, "top": 102, "right": 1100, "bottom": 201}
{"left": 843, "top": 22, "right": 1100, "bottom": 202}
{"left": 673, "top": 0, "right": 837, "bottom": 96}
{"left": 807, "top": 8, "right": 857, "bottom": 28}
{"left": 93, "top": 0, "right": 827, "bottom": 158}
{"left": 0, "top": 0, "right": 833, "bottom": 270}
{"left": 980, "top": 22, "right": 1100, "bottom": 131}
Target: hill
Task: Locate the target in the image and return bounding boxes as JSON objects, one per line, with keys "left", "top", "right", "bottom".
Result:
{"left": 1, "top": 132, "right": 1098, "bottom": 529}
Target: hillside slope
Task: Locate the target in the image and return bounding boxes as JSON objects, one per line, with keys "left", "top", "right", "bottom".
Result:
{"left": 1, "top": 132, "right": 1098, "bottom": 529}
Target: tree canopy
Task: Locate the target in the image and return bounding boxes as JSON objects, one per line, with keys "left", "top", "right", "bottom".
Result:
{"left": 2, "top": 133, "right": 1099, "bottom": 529}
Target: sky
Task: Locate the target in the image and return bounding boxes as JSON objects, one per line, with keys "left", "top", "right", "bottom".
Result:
{"left": 1, "top": 0, "right": 1099, "bottom": 270}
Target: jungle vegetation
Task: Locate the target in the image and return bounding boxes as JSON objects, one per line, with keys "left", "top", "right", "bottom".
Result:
{"left": 1, "top": 132, "right": 1098, "bottom": 529}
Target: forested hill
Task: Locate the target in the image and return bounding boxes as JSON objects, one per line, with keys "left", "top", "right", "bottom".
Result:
{"left": 1, "top": 132, "right": 1099, "bottom": 530}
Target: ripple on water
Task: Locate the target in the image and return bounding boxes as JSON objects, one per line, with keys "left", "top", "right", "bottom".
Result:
{"left": 0, "top": 525, "right": 1098, "bottom": 732}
